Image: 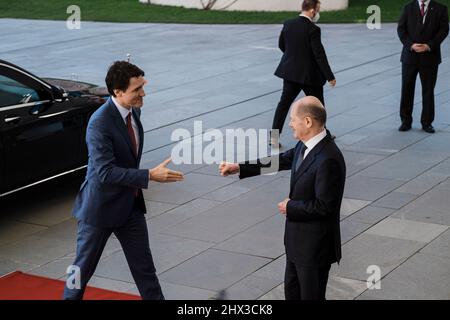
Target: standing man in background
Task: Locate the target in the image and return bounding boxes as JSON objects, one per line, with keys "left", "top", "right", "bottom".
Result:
{"left": 398, "top": 0, "right": 449, "bottom": 133}
{"left": 63, "top": 61, "right": 184, "bottom": 300}
{"left": 271, "top": 0, "right": 336, "bottom": 147}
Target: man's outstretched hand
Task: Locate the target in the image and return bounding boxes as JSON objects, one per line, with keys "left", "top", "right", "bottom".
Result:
{"left": 219, "top": 161, "right": 240, "bottom": 176}
{"left": 149, "top": 158, "right": 184, "bottom": 183}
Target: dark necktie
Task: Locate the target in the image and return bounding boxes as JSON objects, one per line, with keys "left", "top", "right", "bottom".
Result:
{"left": 127, "top": 112, "right": 139, "bottom": 197}
{"left": 295, "top": 144, "right": 308, "bottom": 172}
{"left": 420, "top": 1, "right": 426, "bottom": 17}
{"left": 126, "top": 112, "right": 138, "bottom": 157}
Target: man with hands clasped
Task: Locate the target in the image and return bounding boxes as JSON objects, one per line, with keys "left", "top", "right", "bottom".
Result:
{"left": 219, "top": 96, "right": 346, "bottom": 300}
{"left": 397, "top": 0, "right": 449, "bottom": 133}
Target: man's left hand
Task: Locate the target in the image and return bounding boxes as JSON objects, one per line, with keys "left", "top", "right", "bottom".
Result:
{"left": 278, "top": 198, "right": 290, "bottom": 215}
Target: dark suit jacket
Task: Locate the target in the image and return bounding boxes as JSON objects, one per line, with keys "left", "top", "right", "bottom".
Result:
{"left": 398, "top": 0, "right": 449, "bottom": 66}
{"left": 274, "top": 16, "right": 335, "bottom": 86}
{"left": 239, "top": 132, "right": 345, "bottom": 267}
{"left": 72, "top": 98, "right": 148, "bottom": 228}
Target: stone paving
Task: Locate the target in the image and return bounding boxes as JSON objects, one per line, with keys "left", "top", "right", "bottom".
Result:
{"left": 1, "top": 19, "right": 450, "bottom": 300}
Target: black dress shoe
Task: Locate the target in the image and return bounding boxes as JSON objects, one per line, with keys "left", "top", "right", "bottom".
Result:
{"left": 422, "top": 125, "right": 435, "bottom": 133}
{"left": 398, "top": 124, "right": 412, "bottom": 131}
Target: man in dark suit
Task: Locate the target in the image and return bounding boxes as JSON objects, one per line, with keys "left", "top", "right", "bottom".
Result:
{"left": 220, "top": 96, "right": 346, "bottom": 300}
{"left": 398, "top": 0, "right": 449, "bottom": 133}
{"left": 63, "top": 61, "right": 184, "bottom": 300}
{"left": 271, "top": 0, "right": 336, "bottom": 147}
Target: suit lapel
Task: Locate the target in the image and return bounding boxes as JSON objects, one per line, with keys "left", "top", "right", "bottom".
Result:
{"left": 423, "top": 1, "right": 434, "bottom": 27}
{"left": 290, "top": 134, "right": 332, "bottom": 188}
{"left": 108, "top": 98, "right": 138, "bottom": 159}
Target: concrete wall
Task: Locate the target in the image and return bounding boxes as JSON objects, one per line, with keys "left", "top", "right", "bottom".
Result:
{"left": 139, "top": 0, "right": 349, "bottom": 12}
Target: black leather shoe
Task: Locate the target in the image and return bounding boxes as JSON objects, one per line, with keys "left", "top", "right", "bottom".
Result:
{"left": 422, "top": 125, "right": 435, "bottom": 133}
{"left": 398, "top": 123, "right": 412, "bottom": 131}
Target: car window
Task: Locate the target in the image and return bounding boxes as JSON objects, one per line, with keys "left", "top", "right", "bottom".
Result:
{"left": 0, "top": 74, "right": 41, "bottom": 108}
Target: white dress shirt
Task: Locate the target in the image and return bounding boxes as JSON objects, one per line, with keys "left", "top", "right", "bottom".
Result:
{"left": 302, "top": 129, "right": 327, "bottom": 159}
{"left": 111, "top": 96, "right": 140, "bottom": 152}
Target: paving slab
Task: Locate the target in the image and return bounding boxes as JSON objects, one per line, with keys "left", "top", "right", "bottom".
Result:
{"left": 340, "top": 198, "right": 372, "bottom": 217}
{"left": 213, "top": 214, "right": 285, "bottom": 259}
{"left": 392, "top": 188, "right": 450, "bottom": 226}
{"left": 330, "top": 234, "right": 426, "bottom": 282}
{"left": 419, "top": 229, "right": 450, "bottom": 259}
{"left": 344, "top": 206, "right": 395, "bottom": 225}
{"left": 219, "top": 275, "right": 281, "bottom": 300}
{"left": 365, "top": 218, "right": 448, "bottom": 243}
{"left": 371, "top": 192, "right": 418, "bottom": 210}
{"left": 344, "top": 175, "right": 406, "bottom": 201}
{"left": 357, "top": 253, "right": 450, "bottom": 300}
{"left": 159, "top": 249, "right": 271, "bottom": 291}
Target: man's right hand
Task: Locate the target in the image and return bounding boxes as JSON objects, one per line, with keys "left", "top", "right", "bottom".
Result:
{"left": 219, "top": 161, "right": 240, "bottom": 176}
{"left": 149, "top": 158, "right": 184, "bottom": 183}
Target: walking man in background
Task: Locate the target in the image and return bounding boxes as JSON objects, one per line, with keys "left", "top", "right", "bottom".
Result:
{"left": 271, "top": 0, "right": 336, "bottom": 147}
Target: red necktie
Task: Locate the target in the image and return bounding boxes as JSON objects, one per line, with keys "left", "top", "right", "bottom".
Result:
{"left": 126, "top": 112, "right": 138, "bottom": 157}
{"left": 420, "top": 1, "right": 426, "bottom": 17}
{"left": 126, "top": 112, "right": 139, "bottom": 197}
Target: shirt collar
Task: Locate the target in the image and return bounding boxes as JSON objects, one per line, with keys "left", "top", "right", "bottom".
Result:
{"left": 418, "top": 0, "right": 430, "bottom": 6}
{"left": 299, "top": 13, "right": 312, "bottom": 22}
{"left": 111, "top": 96, "right": 132, "bottom": 120}
{"left": 304, "top": 129, "right": 327, "bottom": 152}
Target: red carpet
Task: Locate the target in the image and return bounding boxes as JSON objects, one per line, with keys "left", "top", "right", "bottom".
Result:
{"left": 0, "top": 271, "right": 141, "bottom": 300}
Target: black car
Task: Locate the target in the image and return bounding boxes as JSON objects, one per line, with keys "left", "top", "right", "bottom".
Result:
{"left": 0, "top": 59, "right": 108, "bottom": 197}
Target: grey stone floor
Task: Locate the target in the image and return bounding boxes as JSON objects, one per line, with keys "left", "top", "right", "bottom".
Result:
{"left": 1, "top": 19, "right": 450, "bottom": 300}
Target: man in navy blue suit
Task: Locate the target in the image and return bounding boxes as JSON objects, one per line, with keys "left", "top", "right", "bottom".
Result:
{"left": 63, "top": 61, "right": 184, "bottom": 300}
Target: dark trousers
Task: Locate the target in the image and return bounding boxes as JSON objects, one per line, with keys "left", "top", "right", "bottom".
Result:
{"left": 63, "top": 205, "right": 164, "bottom": 300}
{"left": 400, "top": 63, "right": 438, "bottom": 127}
{"left": 284, "top": 257, "right": 331, "bottom": 300}
{"left": 272, "top": 79, "right": 324, "bottom": 134}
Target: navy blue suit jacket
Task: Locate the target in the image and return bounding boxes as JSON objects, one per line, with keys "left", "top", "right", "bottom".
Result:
{"left": 73, "top": 98, "right": 149, "bottom": 228}
{"left": 239, "top": 132, "right": 345, "bottom": 267}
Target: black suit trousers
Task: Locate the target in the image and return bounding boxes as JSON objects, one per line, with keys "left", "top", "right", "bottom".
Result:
{"left": 272, "top": 79, "right": 324, "bottom": 134}
{"left": 284, "top": 256, "right": 331, "bottom": 300}
{"left": 400, "top": 63, "right": 438, "bottom": 127}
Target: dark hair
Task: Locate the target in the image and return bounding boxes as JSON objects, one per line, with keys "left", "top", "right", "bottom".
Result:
{"left": 302, "top": 0, "right": 320, "bottom": 11}
{"left": 105, "top": 61, "right": 145, "bottom": 97}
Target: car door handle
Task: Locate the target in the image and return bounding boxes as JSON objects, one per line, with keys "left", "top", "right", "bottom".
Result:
{"left": 4, "top": 116, "right": 21, "bottom": 124}
{"left": 38, "top": 110, "right": 69, "bottom": 119}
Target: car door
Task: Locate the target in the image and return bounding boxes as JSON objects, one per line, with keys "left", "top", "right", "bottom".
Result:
{"left": 0, "top": 63, "right": 83, "bottom": 195}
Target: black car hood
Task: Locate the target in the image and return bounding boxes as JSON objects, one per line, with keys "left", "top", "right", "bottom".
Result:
{"left": 42, "top": 78, "right": 109, "bottom": 96}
